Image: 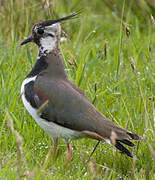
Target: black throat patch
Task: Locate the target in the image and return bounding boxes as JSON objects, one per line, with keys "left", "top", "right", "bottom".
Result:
{"left": 27, "top": 56, "right": 48, "bottom": 78}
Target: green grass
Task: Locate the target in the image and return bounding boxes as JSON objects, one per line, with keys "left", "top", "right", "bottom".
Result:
{"left": 0, "top": 0, "right": 155, "bottom": 179}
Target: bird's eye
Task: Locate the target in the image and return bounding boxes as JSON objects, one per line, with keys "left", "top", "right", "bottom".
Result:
{"left": 37, "top": 29, "right": 44, "bottom": 35}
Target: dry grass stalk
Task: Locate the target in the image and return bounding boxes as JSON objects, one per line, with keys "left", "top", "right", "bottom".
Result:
{"left": 23, "top": 168, "right": 36, "bottom": 180}
{"left": 88, "top": 161, "right": 99, "bottom": 180}
{"left": 103, "top": 168, "right": 109, "bottom": 180}
{"left": 43, "top": 0, "right": 51, "bottom": 9}
{"left": 123, "top": 23, "right": 130, "bottom": 38}
{"left": 130, "top": 58, "right": 140, "bottom": 77}
{"left": 66, "top": 50, "right": 77, "bottom": 68}
{"left": 151, "top": 15, "right": 155, "bottom": 27}
{"left": 125, "top": 26, "right": 130, "bottom": 38}
{"left": 42, "top": 145, "right": 53, "bottom": 170}
{"left": 37, "top": 100, "right": 49, "bottom": 114}
{"left": 144, "top": 136, "right": 155, "bottom": 160}
{"left": 62, "top": 30, "right": 70, "bottom": 42}
{"left": 132, "top": 156, "right": 136, "bottom": 169}
{"left": 7, "top": 111, "right": 24, "bottom": 179}
{"left": 131, "top": 156, "right": 137, "bottom": 179}
{"left": 7, "top": 111, "right": 23, "bottom": 155}
{"left": 148, "top": 143, "right": 155, "bottom": 160}
{"left": 145, "top": 96, "right": 149, "bottom": 129}
{"left": 130, "top": 58, "right": 150, "bottom": 130}
{"left": 153, "top": 108, "right": 155, "bottom": 128}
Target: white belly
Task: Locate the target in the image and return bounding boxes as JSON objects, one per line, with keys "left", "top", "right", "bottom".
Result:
{"left": 21, "top": 77, "right": 83, "bottom": 140}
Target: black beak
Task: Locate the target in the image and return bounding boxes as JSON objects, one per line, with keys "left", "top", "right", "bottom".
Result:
{"left": 21, "top": 36, "right": 33, "bottom": 45}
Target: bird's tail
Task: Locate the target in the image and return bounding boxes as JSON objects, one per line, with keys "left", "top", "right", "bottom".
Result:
{"left": 82, "top": 128, "right": 141, "bottom": 158}
{"left": 113, "top": 131, "right": 140, "bottom": 158}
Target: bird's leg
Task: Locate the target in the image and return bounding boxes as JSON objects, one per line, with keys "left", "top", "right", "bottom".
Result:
{"left": 42, "top": 138, "right": 59, "bottom": 169}
{"left": 87, "top": 140, "right": 100, "bottom": 162}
{"left": 52, "top": 138, "right": 59, "bottom": 159}
{"left": 65, "top": 142, "right": 72, "bottom": 168}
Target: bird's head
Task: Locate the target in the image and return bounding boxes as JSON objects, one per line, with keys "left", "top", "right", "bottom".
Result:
{"left": 21, "top": 12, "right": 79, "bottom": 54}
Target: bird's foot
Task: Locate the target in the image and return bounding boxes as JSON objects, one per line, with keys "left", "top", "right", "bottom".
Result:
{"left": 65, "top": 143, "right": 72, "bottom": 168}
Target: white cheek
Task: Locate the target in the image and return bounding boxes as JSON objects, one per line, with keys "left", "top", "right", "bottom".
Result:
{"left": 40, "top": 36, "right": 56, "bottom": 53}
{"left": 46, "top": 23, "right": 61, "bottom": 34}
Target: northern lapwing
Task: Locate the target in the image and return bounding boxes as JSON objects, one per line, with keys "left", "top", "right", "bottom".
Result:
{"left": 21, "top": 12, "right": 141, "bottom": 159}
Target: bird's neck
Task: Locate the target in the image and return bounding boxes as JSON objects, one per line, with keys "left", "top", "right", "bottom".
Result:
{"left": 26, "top": 49, "right": 67, "bottom": 79}
{"left": 38, "top": 36, "right": 59, "bottom": 56}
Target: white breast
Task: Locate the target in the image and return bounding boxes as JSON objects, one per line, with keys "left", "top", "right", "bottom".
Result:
{"left": 21, "top": 76, "right": 82, "bottom": 140}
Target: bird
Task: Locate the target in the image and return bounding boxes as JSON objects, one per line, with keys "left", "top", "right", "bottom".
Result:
{"left": 20, "top": 12, "right": 141, "bottom": 159}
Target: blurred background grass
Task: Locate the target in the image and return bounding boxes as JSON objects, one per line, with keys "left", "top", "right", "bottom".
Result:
{"left": 0, "top": 0, "right": 155, "bottom": 179}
